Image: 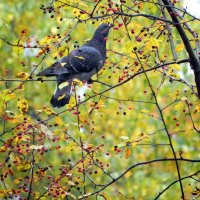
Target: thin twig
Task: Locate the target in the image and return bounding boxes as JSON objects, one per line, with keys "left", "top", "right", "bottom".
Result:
{"left": 77, "top": 158, "right": 200, "bottom": 199}
{"left": 135, "top": 51, "right": 185, "bottom": 199}
{"left": 159, "top": 0, "right": 177, "bottom": 60}
{"left": 154, "top": 170, "right": 200, "bottom": 200}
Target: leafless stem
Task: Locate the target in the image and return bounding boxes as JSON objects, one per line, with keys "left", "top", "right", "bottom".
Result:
{"left": 154, "top": 170, "right": 200, "bottom": 200}
{"left": 159, "top": 0, "right": 177, "bottom": 60}
{"left": 135, "top": 51, "right": 185, "bottom": 199}
{"left": 77, "top": 158, "right": 200, "bottom": 199}
{"left": 161, "top": 0, "right": 200, "bottom": 98}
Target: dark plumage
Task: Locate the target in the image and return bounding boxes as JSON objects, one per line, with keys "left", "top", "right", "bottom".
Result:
{"left": 37, "top": 24, "right": 113, "bottom": 108}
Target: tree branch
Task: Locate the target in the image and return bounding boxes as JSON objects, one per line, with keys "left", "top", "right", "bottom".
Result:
{"left": 77, "top": 158, "right": 200, "bottom": 199}
{"left": 154, "top": 170, "right": 200, "bottom": 200}
{"left": 161, "top": 0, "right": 200, "bottom": 98}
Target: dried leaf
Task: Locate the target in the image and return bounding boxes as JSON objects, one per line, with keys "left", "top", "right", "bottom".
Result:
{"left": 125, "top": 148, "right": 131, "bottom": 159}
{"left": 15, "top": 72, "right": 29, "bottom": 80}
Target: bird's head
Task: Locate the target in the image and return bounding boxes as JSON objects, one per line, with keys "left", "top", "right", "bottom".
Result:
{"left": 93, "top": 23, "right": 113, "bottom": 41}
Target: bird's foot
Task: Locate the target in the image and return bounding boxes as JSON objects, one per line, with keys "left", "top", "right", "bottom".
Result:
{"left": 87, "top": 79, "right": 93, "bottom": 84}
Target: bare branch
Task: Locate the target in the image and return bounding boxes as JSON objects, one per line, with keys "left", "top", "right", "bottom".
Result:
{"left": 77, "top": 158, "right": 200, "bottom": 199}
{"left": 161, "top": 0, "right": 200, "bottom": 98}
{"left": 154, "top": 170, "right": 200, "bottom": 200}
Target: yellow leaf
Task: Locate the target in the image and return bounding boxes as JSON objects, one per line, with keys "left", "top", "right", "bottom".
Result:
{"left": 79, "top": 14, "right": 89, "bottom": 20}
{"left": 39, "top": 35, "right": 52, "bottom": 45}
{"left": 0, "top": 146, "right": 6, "bottom": 152}
{"left": 66, "top": 96, "right": 76, "bottom": 109}
{"left": 181, "top": 96, "right": 187, "bottom": 101}
{"left": 68, "top": 181, "right": 75, "bottom": 186}
{"left": 175, "top": 101, "right": 184, "bottom": 110}
{"left": 141, "top": 109, "right": 149, "bottom": 113}
{"left": 138, "top": 3, "right": 144, "bottom": 10}
{"left": 171, "top": 64, "right": 181, "bottom": 71}
{"left": 194, "top": 104, "right": 200, "bottom": 113}
{"left": 17, "top": 161, "right": 31, "bottom": 171}
{"left": 0, "top": 89, "right": 16, "bottom": 103}
{"left": 13, "top": 156, "right": 21, "bottom": 164}
{"left": 13, "top": 179, "right": 20, "bottom": 184}
{"left": 97, "top": 100, "right": 105, "bottom": 108}
{"left": 60, "top": 133, "right": 66, "bottom": 140}
{"left": 15, "top": 72, "right": 29, "bottom": 80}
{"left": 17, "top": 98, "right": 28, "bottom": 113}
{"left": 125, "top": 148, "right": 131, "bottom": 159}
{"left": 13, "top": 45, "right": 23, "bottom": 55}
{"left": 170, "top": 73, "right": 180, "bottom": 79}
{"left": 124, "top": 42, "right": 134, "bottom": 53}
{"left": 77, "top": 131, "right": 86, "bottom": 140}
{"left": 0, "top": 190, "right": 7, "bottom": 197}
{"left": 73, "top": 8, "right": 80, "bottom": 17}
{"left": 145, "top": 38, "right": 160, "bottom": 51}
{"left": 175, "top": 43, "right": 184, "bottom": 52}
{"left": 54, "top": 129, "right": 65, "bottom": 136}
{"left": 55, "top": 116, "right": 63, "bottom": 125}
{"left": 118, "top": 142, "right": 127, "bottom": 147}
{"left": 43, "top": 106, "right": 56, "bottom": 115}
{"left": 73, "top": 79, "right": 83, "bottom": 86}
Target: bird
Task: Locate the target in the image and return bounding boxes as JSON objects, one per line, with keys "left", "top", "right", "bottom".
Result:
{"left": 37, "top": 23, "right": 113, "bottom": 108}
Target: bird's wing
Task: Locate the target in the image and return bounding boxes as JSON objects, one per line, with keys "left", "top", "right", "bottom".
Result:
{"left": 36, "top": 58, "right": 70, "bottom": 77}
{"left": 68, "top": 46, "right": 103, "bottom": 73}
{"left": 37, "top": 46, "right": 103, "bottom": 77}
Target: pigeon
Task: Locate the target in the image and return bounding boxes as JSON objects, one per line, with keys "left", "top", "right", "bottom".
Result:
{"left": 37, "top": 23, "right": 113, "bottom": 108}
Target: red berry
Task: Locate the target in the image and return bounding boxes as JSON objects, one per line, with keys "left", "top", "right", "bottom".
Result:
{"left": 136, "top": 37, "right": 142, "bottom": 42}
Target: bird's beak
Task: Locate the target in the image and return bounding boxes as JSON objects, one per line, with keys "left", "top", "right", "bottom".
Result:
{"left": 105, "top": 24, "right": 113, "bottom": 33}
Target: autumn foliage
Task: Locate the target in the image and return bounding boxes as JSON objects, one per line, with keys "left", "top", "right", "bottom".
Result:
{"left": 0, "top": 0, "right": 200, "bottom": 199}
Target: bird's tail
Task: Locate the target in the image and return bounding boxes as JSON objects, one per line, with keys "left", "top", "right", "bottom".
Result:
{"left": 50, "top": 80, "right": 72, "bottom": 108}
